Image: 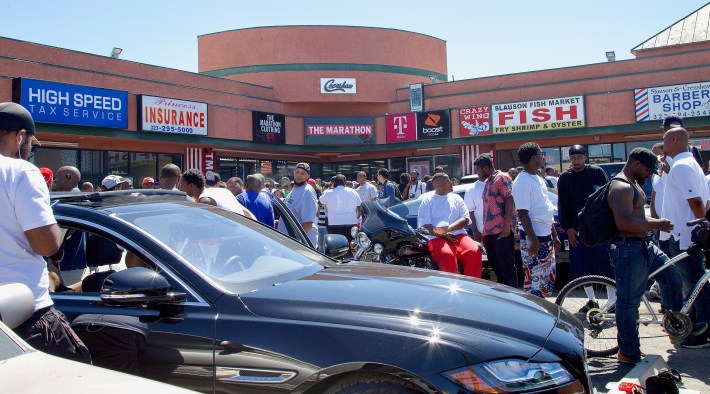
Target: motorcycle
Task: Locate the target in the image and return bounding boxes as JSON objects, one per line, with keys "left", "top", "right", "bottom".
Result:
{"left": 350, "top": 197, "right": 437, "bottom": 270}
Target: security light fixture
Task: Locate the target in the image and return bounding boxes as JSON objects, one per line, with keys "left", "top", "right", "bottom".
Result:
{"left": 605, "top": 51, "right": 616, "bottom": 62}
{"left": 110, "top": 47, "right": 123, "bottom": 59}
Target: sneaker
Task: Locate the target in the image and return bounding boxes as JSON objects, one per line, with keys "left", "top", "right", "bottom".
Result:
{"left": 649, "top": 282, "right": 660, "bottom": 300}
{"left": 617, "top": 351, "right": 643, "bottom": 364}
{"left": 578, "top": 300, "right": 599, "bottom": 314}
{"left": 670, "top": 322, "right": 708, "bottom": 344}
{"left": 681, "top": 335, "right": 710, "bottom": 349}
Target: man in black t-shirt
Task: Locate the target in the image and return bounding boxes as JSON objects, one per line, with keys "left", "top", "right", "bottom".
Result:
{"left": 557, "top": 145, "right": 613, "bottom": 311}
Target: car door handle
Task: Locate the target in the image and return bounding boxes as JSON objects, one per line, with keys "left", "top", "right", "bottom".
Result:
{"left": 218, "top": 340, "right": 247, "bottom": 352}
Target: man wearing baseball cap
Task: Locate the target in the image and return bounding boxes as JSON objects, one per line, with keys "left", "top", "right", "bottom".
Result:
{"left": 278, "top": 163, "right": 319, "bottom": 246}
{"left": 101, "top": 174, "right": 125, "bottom": 191}
{"left": 557, "top": 144, "right": 612, "bottom": 312}
{"left": 142, "top": 177, "right": 155, "bottom": 189}
{"left": 0, "top": 102, "right": 90, "bottom": 362}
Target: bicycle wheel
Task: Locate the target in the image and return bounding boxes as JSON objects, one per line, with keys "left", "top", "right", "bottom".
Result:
{"left": 555, "top": 275, "right": 618, "bottom": 357}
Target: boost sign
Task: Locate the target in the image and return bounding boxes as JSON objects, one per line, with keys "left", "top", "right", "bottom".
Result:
{"left": 416, "top": 110, "right": 450, "bottom": 140}
{"left": 139, "top": 95, "right": 207, "bottom": 135}
{"left": 14, "top": 78, "right": 128, "bottom": 129}
{"left": 492, "top": 96, "right": 585, "bottom": 134}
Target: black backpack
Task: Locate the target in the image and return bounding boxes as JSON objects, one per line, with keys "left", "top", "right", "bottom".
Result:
{"left": 390, "top": 181, "right": 403, "bottom": 201}
{"left": 578, "top": 177, "right": 633, "bottom": 247}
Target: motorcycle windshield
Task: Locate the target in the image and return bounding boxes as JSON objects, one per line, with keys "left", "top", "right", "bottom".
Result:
{"left": 360, "top": 198, "right": 414, "bottom": 236}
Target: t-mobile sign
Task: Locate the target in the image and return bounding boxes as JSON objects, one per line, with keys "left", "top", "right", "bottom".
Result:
{"left": 385, "top": 113, "right": 417, "bottom": 143}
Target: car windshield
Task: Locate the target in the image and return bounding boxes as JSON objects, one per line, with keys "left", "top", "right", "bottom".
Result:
{"left": 110, "top": 202, "right": 328, "bottom": 290}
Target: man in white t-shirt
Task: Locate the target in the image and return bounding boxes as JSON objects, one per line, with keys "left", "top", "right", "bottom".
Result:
{"left": 0, "top": 102, "right": 90, "bottom": 362}
{"left": 661, "top": 127, "right": 710, "bottom": 349}
{"left": 463, "top": 179, "right": 485, "bottom": 241}
{"left": 418, "top": 173, "right": 482, "bottom": 277}
{"left": 512, "top": 142, "right": 560, "bottom": 298}
{"left": 355, "top": 171, "right": 377, "bottom": 203}
{"left": 319, "top": 174, "right": 361, "bottom": 242}
{"left": 407, "top": 169, "right": 427, "bottom": 200}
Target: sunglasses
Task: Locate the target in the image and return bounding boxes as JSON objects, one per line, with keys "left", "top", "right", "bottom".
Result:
{"left": 30, "top": 143, "right": 40, "bottom": 155}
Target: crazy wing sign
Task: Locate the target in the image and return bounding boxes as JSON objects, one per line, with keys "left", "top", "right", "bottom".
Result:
{"left": 491, "top": 96, "right": 585, "bottom": 134}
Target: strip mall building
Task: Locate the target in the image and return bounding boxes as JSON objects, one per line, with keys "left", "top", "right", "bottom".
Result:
{"left": 1, "top": 5, "right": 709, "bottom": 186}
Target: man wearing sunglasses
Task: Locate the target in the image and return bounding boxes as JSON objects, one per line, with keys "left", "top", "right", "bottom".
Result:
{"left": 0, "top": 102, "right": 90, "bottom": 363}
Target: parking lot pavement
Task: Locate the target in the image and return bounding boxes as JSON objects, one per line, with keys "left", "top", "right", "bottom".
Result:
{"left": 588, "top": 300, "right": 710, "bottom": 393}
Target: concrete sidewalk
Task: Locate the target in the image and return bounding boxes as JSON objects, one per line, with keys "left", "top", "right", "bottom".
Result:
{"left": 588, "top": 309, "right": 709, "bottom": 393}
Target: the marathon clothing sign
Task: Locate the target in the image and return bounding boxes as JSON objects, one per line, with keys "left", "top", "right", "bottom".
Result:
{"left": 252, "top": 111, "right": 285, "bottom": 144}
{"left": 139, "top": 95, "right": 207, "bottom": 136}
{"left": 13, "top": 78, "right": 128, "bottom": 129}
{"left": 635, "top": 81, "right": 710, "bottom": 122}
{"left": 459, "top": 106, "right": 491, "bottom": 137}
{"left": 320, "top": 78, "right": 357, "bottom": 94}
{"left": 491, "top": 95, "right": 585, "bottom": 134}
{"left": 386, "top": 113, "right": 417, "bottom": 143}
{"left": 410, "top": 83, "right": 423, "bottom": 112}
{"left": 305, "top": 117, "right": 374, "bottom": 145}
{"left": 416, "top": 110, "right": 450, "bottom": 140}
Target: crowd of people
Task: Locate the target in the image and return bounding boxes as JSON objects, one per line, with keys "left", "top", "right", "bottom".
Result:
{"left": 2, "top": 98, "right": 710, "bottom": 373}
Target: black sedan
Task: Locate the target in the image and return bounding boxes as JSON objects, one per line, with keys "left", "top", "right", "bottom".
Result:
{"left": 50, "top": 190, "right": 591, "bottom": 393}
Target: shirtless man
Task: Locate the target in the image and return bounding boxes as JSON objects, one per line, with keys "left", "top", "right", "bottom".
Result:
{"left": 607, "top": 147, "right": 700, "bottom": 364}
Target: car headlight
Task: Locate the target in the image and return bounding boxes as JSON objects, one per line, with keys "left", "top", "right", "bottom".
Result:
{"left": 351, "top": 226, "right": 359, "bottom": 238}
{"left": 441, "top": 360, "right": 575, "bottom": 393}
{"left": 357, "top": 232, "right": 371, "bottom": 249}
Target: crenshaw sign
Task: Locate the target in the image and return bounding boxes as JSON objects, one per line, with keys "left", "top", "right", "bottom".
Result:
{"left": 320, "top": 78, "right": 356, "bottom": 94}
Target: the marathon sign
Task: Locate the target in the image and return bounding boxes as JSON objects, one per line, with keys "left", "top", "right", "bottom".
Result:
{"left": 139, "top": 95, "right": 207, "bottom": 136}
{"left": 492, "top": 95, "right": 585, "bottom": 134}
{"left": 304, "top": 117, "right": 374, "bottom": 145}
{"left": 252, "top": 111, "right": 285, "bottom": 144}
{"left": 13, "top": 78, "right": 127, "bottom": 129}
{"left": 416, "top": 110, "right": 451, "bottom": 140}
{"left": 386, "top": 113, "right": 417, "bottom": 143}
{"left": 459, "top": 106, "right": 491, "bottom": 137}
{"left": 320, "top": 78, "right": 357, "bottom": 94}
{"left": 635, "top": 81, "right": 710, "bottom": 122}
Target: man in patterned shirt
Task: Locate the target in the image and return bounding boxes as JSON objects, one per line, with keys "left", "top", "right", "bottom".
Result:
{"left": 474, "top": 155, "right": 518, "bottom": 288}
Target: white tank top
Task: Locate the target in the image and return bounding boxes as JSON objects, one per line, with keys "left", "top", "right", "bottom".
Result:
{"left": 200, "top": 187, "right": 246, "bottom": 215}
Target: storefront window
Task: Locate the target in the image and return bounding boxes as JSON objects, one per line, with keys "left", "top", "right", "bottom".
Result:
{"left": 33, "top": 148, "right": 78, "bottom": 173}
{"left": 543, "top": 148, "right": 561, "bottom": 173}
{"left": 613, "top": 143, "right": 626, "bottom": 162}
{"left": 406, "top": 156, "right": 433, "bottom": 177}
{"left": 587, "top": 144, "right": 613, "bottom": 163}
{"left": 433, "top": 154, "right": 461, "bottom": 179}
{"left": 130, "top": 153, "right": 156, "bottom": 185}
{"left": 106, "top": 151, "right": 129, "bottom": 175}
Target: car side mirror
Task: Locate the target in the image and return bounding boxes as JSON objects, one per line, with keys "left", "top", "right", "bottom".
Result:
{"left": 324, "top": 234, "right": 349, "bottom": 259}
{"left": 101, "top": 267, "right": 186, "bottom": 307}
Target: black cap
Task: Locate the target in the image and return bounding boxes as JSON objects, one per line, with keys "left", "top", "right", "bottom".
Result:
{"left": 0, "top": 102, "right": 35, "bottom": 134}
{"left": 295, "top": 162, "right": 310, "bottom": 173}
{"left": 205, "top": 171, "right": 221, "bottom": 186}
{"left": 629, "top": 147, "right": 659, "bottom": 175}
{"left": 433, "top": 166, "right": 444, "bottom": 173}
{"left": 569, "top": 144, "right": 586, "bottom": 155}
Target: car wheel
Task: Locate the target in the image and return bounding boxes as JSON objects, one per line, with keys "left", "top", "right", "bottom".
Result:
{"left": 324, "top": 372, "right": 423, "bottom": 394}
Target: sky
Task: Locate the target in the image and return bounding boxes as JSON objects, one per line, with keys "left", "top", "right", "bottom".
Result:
{"left": 1, "top": 1, "right": 708, "bottom": 81}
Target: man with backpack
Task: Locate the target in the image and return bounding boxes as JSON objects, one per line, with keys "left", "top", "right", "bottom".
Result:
{"left": 607, "top": 148, "right": 697, "bottom": 363}
{"left": 376, "top": 168, "right": 401, "bottom": 200}
{"left": 557, "top": 145, "right": 612, "bottom": 312}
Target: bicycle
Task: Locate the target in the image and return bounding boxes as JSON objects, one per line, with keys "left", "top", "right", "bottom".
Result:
{"left": 554, "top": 218, "right": 710, "bottom": 357}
